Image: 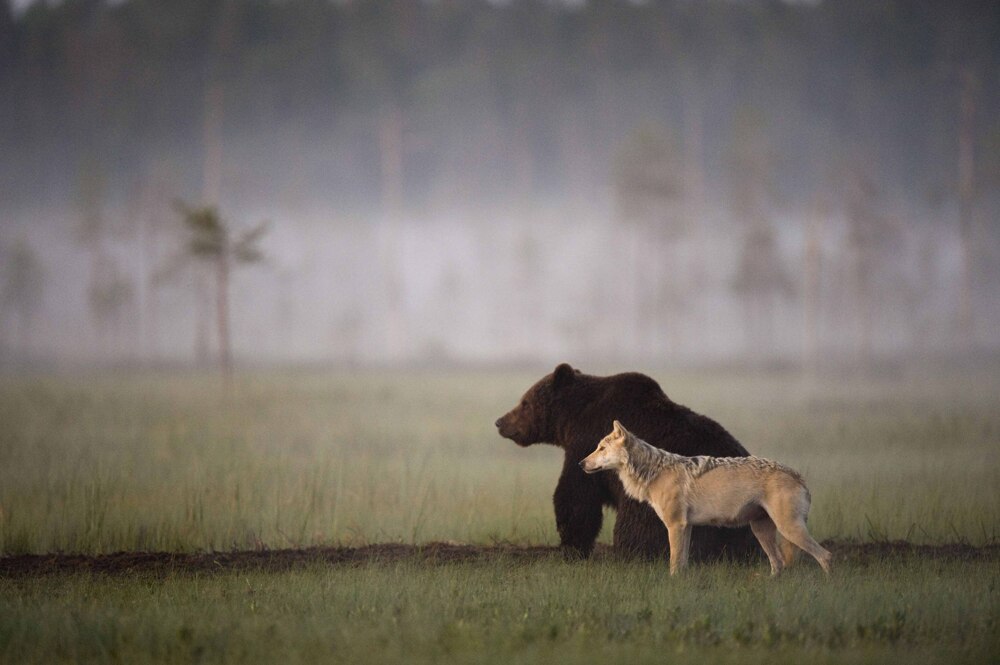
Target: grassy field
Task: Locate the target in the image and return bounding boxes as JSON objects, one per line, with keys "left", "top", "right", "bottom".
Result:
{"left": 1, "top": 366, "right": 998, "bottom": 663}
{"left": 2, "top": 553, "right": 998, "bottom": 664}
{"left": 1, "top": 367, "right": 997, "bottom": 553}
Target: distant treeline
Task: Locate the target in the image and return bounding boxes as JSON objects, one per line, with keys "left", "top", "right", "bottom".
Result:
{"left": 0, "top": 0, "right": 997, "bottom": 215}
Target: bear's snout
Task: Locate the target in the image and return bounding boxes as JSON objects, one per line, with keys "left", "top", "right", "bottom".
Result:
{"left": 495, "top": 414, "right": 514, "bottom": 437}
{"left": 496, "top": 412, "right": 530, "bottom": 445}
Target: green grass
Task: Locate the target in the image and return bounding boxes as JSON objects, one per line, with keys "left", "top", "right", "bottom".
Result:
{"left": 0, "top": 371, "right": 560, "bottom": 554}
{"left": 2, "top": 555, "right": 998, "bottom": 664}
{"left": 0, "top": 368, "right": 998, "bottom": 554}
{"left": 1, "top": 367, "right": 999, "bottom": 663}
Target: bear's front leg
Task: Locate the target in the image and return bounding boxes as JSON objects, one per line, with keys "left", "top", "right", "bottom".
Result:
{"left": 553, "top": 458, "right": 604, "bottom": 559}
{"left": 613, "top": 499, "right": 669, "bottom": 560}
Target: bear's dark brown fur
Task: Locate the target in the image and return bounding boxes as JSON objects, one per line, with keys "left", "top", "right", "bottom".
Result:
{"left": 495, "top": 363, "right": 759, "bottom": 561}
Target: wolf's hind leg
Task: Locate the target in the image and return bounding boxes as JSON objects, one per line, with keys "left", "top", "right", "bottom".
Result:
{"left": 776, "top": 531, "right": 798, "bottom": 568}
{"left": 749, "top": 517, "right": 783, "bottom": 576}
{"left": 771, "top": 518, "right": 832, "bottom": 574}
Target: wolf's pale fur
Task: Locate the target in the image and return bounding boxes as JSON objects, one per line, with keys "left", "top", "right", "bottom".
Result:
{"left": 581, "top": 421, "right": 832, "bottom": 576}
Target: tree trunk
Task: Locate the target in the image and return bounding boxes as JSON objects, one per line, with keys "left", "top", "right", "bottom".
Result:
{"left": 378, "top": 104, "right": 404, "bottom": 217}
{"left": 513, "top": 102, "right": 535, "bottom": 206}
{"left": 802, "top": 213, "right": 822, "bottom": 375}
{"left": 200, "top": 82, "right": 225, "bottom": 369}
{"left": 216, "top": 255, "right": 231, "bottom": 379}
{"left": 195, "top": 272, "right": 211, "bottom": 366}
{"left": 16, "top": 309, "right": 30, "bottom": 362}
{"left": 855, "top": 254, "right": 873, "bottom": 369}
{"left": 202, "top": 82, "right": 224, "bottom": 206}
{"left": 956, "top": 68, "right": 977, "bottom": 347}
{"left": 630, "top": 227, "right": 645, "bottom": 359}
{"left": 380, "top": 227, "right": 406, "bottom": 363}
{"left": 683, "top": 80, "right": 706, "bottom": 227}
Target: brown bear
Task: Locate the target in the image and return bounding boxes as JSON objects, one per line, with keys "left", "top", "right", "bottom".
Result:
{"left": 495, "top": 363, "right": 759, "bottom": 561}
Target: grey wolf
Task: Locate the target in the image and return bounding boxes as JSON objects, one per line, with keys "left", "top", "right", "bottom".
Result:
{"left": 580, "top": 420, "right": 832, "bottom": 575}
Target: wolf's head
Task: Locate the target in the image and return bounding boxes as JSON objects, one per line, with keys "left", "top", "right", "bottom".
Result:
{"left": 579, "top": 420, "right": 630, "bottom": 474}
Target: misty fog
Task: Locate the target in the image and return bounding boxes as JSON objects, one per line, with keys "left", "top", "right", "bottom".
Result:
{"left": 1, "top": 0, "right": 997, "bottom": 370}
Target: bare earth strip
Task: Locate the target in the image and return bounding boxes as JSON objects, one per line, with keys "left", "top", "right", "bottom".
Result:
{"left": 1, "top": 541, "right": 997, "bottom": 577}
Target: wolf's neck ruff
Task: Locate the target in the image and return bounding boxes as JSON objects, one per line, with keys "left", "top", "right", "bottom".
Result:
{"left": 620, "top": 433, "right": 681, "bottom": 500}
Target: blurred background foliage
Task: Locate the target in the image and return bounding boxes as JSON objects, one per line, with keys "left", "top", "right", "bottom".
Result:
{"left": 0, "top": 0, "right": 998, "bottom": 368}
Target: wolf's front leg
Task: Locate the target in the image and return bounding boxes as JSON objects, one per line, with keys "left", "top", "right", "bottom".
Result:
{"left": 666, "top": 523, "right": 691, "bottom": 575}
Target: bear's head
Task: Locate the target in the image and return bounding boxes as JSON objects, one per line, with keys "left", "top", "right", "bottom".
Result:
{"left": 495, "top": 363, "right": 579, "bottom": 446}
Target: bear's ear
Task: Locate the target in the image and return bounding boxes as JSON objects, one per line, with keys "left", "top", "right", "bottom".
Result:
{"left": 552, "top": 363, "right": 576, "bottom": 390}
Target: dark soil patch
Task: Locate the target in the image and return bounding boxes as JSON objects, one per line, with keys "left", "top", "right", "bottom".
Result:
{"left": 0, "top": 543, "right": 562, "bottom": 577}
{"left": 826, "top": 539, "right": 1000, "bottom": 564}
{"left": 1, "top": 541, "right": 996, "bottom": 578}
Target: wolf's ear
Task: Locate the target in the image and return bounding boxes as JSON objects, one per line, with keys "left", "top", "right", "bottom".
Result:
{"left": 552, "top": 363, "right": 576, "bottom": 390}
{"left": 612, "top": 420, "right": 625, "bottom": 437}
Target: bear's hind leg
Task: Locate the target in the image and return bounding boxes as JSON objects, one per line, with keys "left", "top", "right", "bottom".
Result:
{"left": 688, "top": 524, "right": 761, "bottom": 564}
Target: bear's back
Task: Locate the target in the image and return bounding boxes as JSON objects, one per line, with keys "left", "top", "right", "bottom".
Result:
{"left": 566, "top": 371, "right": 749, "bottom": 459}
